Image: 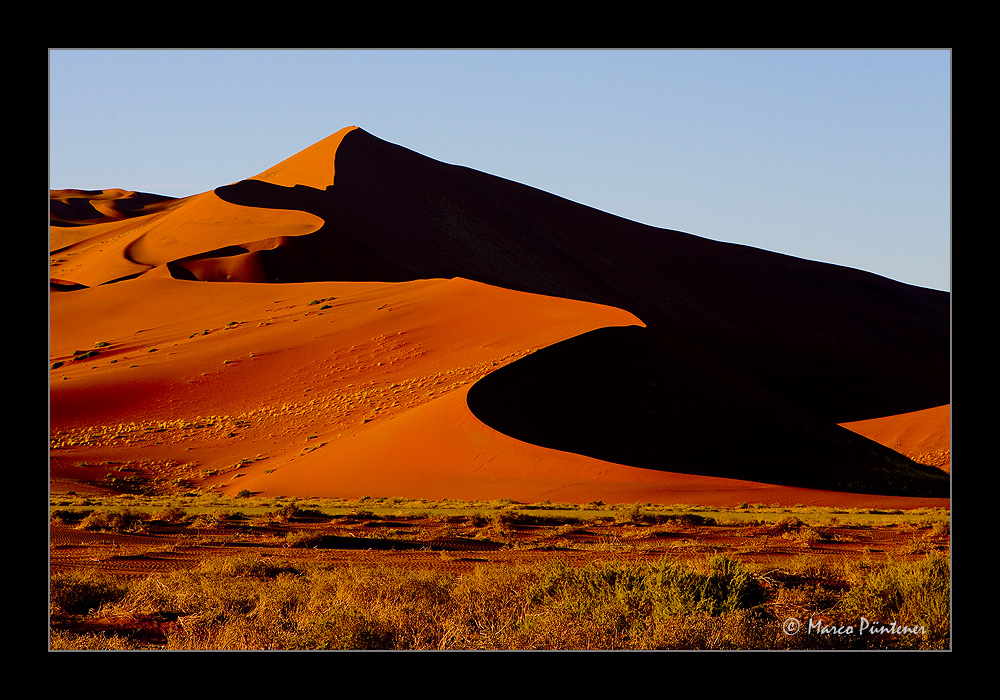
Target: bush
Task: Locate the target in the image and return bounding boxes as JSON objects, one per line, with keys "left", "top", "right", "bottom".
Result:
{"left": 50, "top": 570, "right": 129, "bottom": 615}
{"left": 49, "top": 550, "right": 949, "bottom": 650}
{"left": 78, "top": 508, "right": 145, "bottom": 533}
{"left": 649, "top": 555, "right": 766, "bottom": 617}
{"left": 49, "top": 630, "right": 139, "bottom": 650}
{"left": 835, "top": 552, "right": 950, "bottom": 648}
{"left": 194, "top": 553, "right": 300, "bottom": 580}
{"left": 522, "top": 555, "right": 766, "bottom": 648}
{"left": 152, "top": 506, "right": 187, "bottom": 523}
{"left": 51, "top": 509, "right": 90, "bottom": 525}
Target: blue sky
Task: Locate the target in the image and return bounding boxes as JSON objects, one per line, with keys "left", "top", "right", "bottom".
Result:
{"left": 48, "top": 49, "right": 951, "bottom": 291}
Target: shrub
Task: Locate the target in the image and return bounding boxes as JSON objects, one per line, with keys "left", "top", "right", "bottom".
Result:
{"left": 617, "top": 502, "right": 648, "bottom": 525}
{"left": 51, "top": 509, "right": 90, "bottom": 525}
{"left": 273, "top": 500, "right": 331, "bottom": 521}
{"left": 836, "top": 552, "right": 950, "bottom": 648}
{"left": 152, "top": 506, "right": 187, "bottom": 523}
{"left": 522, "top": 555, "right": 766, "bottom": 649}
{"left": 446, "top": 563, "right": 540, "bottom": 649}
{"left": 50, "top": 570, "right": 129, "bottom": 615}
{"left": 290, "top": 608, "right": 398, "bottom": 650}
{"left": 647, "top": 555, "right": 767, "bottom": 618}
{"left": 49, "top": 548, "right": 949, "bottom": 650}
{"left": 195, "top": 553, "right": 300, "bottom": 580}
{"left": 49, "top": 630, "right": 139, "bottom": 650}
{"left": 78, "top": 508, "right": 145, "bottom": 533}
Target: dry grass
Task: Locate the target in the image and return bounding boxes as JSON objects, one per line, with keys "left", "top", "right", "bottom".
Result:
{"left": 49, "top": 496, "right": 950, "bottom": 651}
{"left": 49, "top": 550, "right": 950, "bottom": 650}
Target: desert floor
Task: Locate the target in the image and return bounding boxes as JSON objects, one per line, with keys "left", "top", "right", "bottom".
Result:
{"left": 49, "top": 129, "right": 950, "bottom": 649}
{"left": 49, "top": 495, "right": 949, "bottom": 647}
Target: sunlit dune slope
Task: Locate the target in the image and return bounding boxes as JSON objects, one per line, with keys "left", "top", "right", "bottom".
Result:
{"left": 50, "top": 189, "right": 181, "bottom": 228}
{"left": 50, "top": 190, "right": 325, "bottom": 287}
{"left": 50, "top": 275, "right": 647, "bottom": 499}
{"left": 50, "top": 126, "right": 950, "bottom": 505}
{"left": 841, "top": 404, "right": 951, "bottom": 472}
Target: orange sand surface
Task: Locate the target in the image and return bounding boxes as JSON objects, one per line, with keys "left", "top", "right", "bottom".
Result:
{"left": 49, "top": 272, "right": 945, "bottom": 508}
{"left": 50, "top": 126, "right": 950, "bottom": 510}
{"left": 51, "top": 275, "right": 646, "bottom": 500}
{"left": 840, "top": 404, "right": 951, "bottom": 473}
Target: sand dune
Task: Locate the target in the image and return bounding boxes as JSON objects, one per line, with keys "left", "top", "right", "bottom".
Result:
{"left": 50, "top": 189, "right": 181, "bottom": 227}
{"left": 50, "top": 190, "right": 325, "bottom": 287}
{"left": 840, "top": 404, "right": 951, "bottom": 472}
{"left": 50, "top": 126, "right": 950, "bottom": 507}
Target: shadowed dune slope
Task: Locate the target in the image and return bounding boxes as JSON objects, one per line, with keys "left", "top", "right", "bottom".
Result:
{"left": 467, "top": 325, "right": 948, "bottom": 497}
{"left": 50, "top": 126, "right": 950, "bottom": 502}
{"left": 49, "top": 189, "right": 181, "bottom": 227}
{"left": 49, "top": 189, "right": 325, "bottom": 288}
{"left": 841, "top": 404, "right": 951, "bottom": 472}
{"left": 213, "top": 128, "right": 948, "bottom": 418}
{"left": 217, "top": 128, "right": 948, "bottom": 496}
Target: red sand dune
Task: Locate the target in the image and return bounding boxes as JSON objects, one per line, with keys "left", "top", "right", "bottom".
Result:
{"left": 50, "top": 126, "right": 950, "bottom": 508}
{"left": 840, "top": 404, "right": 950, "bottom": 473}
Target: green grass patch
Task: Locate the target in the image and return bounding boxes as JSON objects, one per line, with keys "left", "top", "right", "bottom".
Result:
{"left": 50, "top": 493, "right": 950, "bottom": 530}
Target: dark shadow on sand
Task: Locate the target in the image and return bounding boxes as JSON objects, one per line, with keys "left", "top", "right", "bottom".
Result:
{"left": 208, "top": 129, "right": 950, "bottom": 497}
{"left": 467, "top": 325, "right": 950, "bottom": 498}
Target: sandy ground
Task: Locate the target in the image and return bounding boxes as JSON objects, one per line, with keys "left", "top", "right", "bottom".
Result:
{"left": 48, "top": 271, "right": 949, "bottom": 509}
{"left": 50, "top": 126, "right": 950, "bottom": 511}
{"left": 840, "top": 405, "right": 950, "bottom": 473}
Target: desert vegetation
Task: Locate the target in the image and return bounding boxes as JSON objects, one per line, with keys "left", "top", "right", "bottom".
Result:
{"left": 50, "top": 495, "right": 950, "bottom": 650}
{"left": 50, "top": 107, "right": 950, "bottom": 652}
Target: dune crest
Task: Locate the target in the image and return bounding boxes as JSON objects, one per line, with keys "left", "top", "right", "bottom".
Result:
{"left": 249, "top": 126, "right": 358, "bottom": 189}
{"left": 50, "top": 191, "right": 325, "bottom": 287}
{"left": 50, "top": 127, "right": 950, "bottom": 506}
{"left": 50, "top": 188, "right": 182, "bottom": 227}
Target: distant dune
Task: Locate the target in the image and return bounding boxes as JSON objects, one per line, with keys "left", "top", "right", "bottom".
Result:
{"left": 49, "top": 126, "right": 950, "bottom": 507}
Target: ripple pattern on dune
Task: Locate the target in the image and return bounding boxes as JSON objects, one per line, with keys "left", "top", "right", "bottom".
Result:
{"left": 50, "top": 127, "right": 949, "bottom": 505}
